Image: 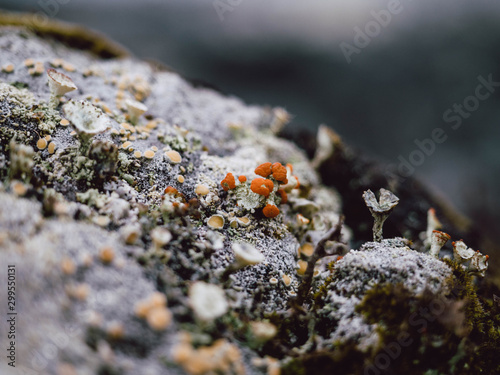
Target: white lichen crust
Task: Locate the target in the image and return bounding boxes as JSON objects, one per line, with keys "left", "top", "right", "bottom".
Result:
{"left": 317, "top": 238, "right": 452, "bottom": 351}
{"left": 0, "top": 25, "right": 464, "bottom": 375}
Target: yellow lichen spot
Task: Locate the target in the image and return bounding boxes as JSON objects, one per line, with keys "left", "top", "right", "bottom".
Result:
{"left": 121, "top": 141, "right": 132, "bottom": 149}
{"left": 195, "top": 184, "right": 210, "bottom": 196}
{"left": 119, "top": 128, "right": 127, "bottom": 135}
{"left": 146, "top": 120, "right": 157, "bottom": 129}
{"left": 110, "top": 128, "right": 120, "bottom": 135}
{"left": 99, "top": 246, "right": 114, "bottom": 264}
{"left": 129, "top": 135, "right": 136, "bottom": 141}
{"left": 35, "top": 62, "right": 45, "bottom": 73}
{"left": 177, "top": 175, "right": 185, "bottom": 183}
{"left": 11, "top": 181, "right": 27, "bottom": 196}
{"left": 70, "top": 131, "right": 77, "bottom": 136}
{"left": 151, "top": 146, "right": 158, "bottom": 152}
{"left": 165, "top": 150, "right": 182, "bottom": 164}
{"left": 269, "top": 277, "right": 278, "bottom": 285}
{"left": 44, "top": 135, "right": 52, "bottom": 141}
{"left": 37, "top": 138, "right": 47, "bottom": 150}
{"left": 236, "top": 216, "right": 251, "bottom": 227}
{"left": 62, "top": 62, "right": 75, "bottom": 72}
{"left": 297, "top": 260, "right": 308, "bottom": 276}
{"left": 207, "top": 215, "right": 225, "bottom": 230}
{"left": 107, "top": 321, "right": 125, "bottom": 340}
{"left": 48, "top": 142, "right": 56, "bottom": 154}
{"left": 299, "top": 243, "right": 314, "bottom": 258}
{"left": 172, "top": 338, "right": 244, "bottom": 375}
{"left": 134, "top": 300, "right": 151, "bottom": 319}
{"left": 50, "top": 58, "right": 64, "bottom": 68}
{"left": 134, "top": 151, "right": 142, "bottom": 158}
{"left": 60, "top": 119, "right": 70, "bottom": 126}
{"left": 128, "top": 147, "right": 134, "bottom": 152}
{"left": 116, "top": 90, "right": 125, "bottom": 99}
{"left": 61, "top": 258, "right": 76, "bottom": 275}
{"left": 1, "top": 63, "right": 14, "bottom": 73}
{"left": 23, "top": 58, "right": 35, "bottom": 67}
{"left": 282, "top": 274, "right": 292, "bottom": 287}
{"left": 80, "top": 253, "right": 93, "bottom": 267}
{"left": 146, "top": 306, "right": 172, "bottom": 331}
{"left": 71, "top": 283, "right": 90, "bottom": 301}
{"left": 30, "top": 62, "right": 44, "bottom": 76}
{"left": 172, "top": 342, "right": 192, "bottom": 363}
{"left": 93, "top": 215, "right": 110, "bottom": 227}
{"left": 150, "top": 292, "right": 167, "bottom": 307}
{"left": 144, "top": 150, "right": 155, "bottom": 159}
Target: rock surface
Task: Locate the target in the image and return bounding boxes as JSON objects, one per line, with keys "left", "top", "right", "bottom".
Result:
{"left": 0, "top": 19, "right": 498, "bottom": 375}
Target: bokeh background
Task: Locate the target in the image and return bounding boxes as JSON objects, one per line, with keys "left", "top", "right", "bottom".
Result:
{"left": 1, "top": 0, "right": 499, "bottom": 239}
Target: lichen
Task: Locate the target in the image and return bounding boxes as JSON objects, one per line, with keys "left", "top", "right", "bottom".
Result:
{"left": 0, "top": 24, "right": 498, "bottom": 375}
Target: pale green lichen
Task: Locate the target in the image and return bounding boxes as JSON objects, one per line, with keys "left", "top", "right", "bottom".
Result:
{"left": 8, "top": 140, "right": 34, "bottom": 180}
{"left": 0, "top": 82, "right": 60, "bottom": 135}
{"left": 76, "top": 188, "right": 108, "bottom": 209}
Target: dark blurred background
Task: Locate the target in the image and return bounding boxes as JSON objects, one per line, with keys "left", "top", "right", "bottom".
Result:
{"left": 1, "top": 0, "right": 499, "bottom": 238}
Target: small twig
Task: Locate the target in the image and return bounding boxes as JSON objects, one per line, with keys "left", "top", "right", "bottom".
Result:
{"left": 295, "top": 215, "right": 345, "bottom": 306}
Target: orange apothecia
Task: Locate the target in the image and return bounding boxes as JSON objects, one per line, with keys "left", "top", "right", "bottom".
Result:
{"left": 220, "top": 161, "right": 300, "bottom": 219}
{"left": 271, "top": 162, "right": 288, "bottom": 184}
{"left": 277, "top": 189, "right": 287, "bottom": 204}
{"left": 255, "top": 162, "right": 272, "bottom": 177}
{"left": 263, "top": 204, "right": 280, "bottom": 218}
{"left": 221, "top": 173, "right": 236, "bottom": 191}
{"left": 250, "top": 178, "right": 274, "bottom": 197}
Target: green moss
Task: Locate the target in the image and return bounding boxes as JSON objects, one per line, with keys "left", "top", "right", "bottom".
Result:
{"left": 0, "top": 12, "right": 129, "bottom": 59}
{"left": 356, "top": 282, "right": 413, "bottom": 326}
{"left": 443, "top": 259, "right": 485, "bottom": 330}
{"left": 443, "top": 259, "right": 500, "bottom": 373}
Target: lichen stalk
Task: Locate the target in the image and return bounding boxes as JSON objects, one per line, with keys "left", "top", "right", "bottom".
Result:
{"left": 295, "top": 215, "right": 345, "bottom": 307}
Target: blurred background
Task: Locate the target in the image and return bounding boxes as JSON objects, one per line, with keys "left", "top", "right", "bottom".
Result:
{"left": 1, "top": 0, "right": 499, "bottom": 239}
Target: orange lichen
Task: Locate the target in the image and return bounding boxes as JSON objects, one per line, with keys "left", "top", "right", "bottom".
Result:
{"left": 164, "top": 186, "right": 179, "bottom": 195}
{"left": 255, "top": 162, "right": 272, "bottom": 177}
{"left": 271, "top": 162, "right": 288, "bottom": 183}
{"left": 286, "top": 163, "right": 293, "bottom": 173}
{"left": 164, "top": 186, "right": 184, "bottom": 199}
{"left": 277, "top": 189, "right": 288, "bottom": 204}
{"left": 221, "top": 173, "right": 236, "bottom": 191}
{"left": 263, "top": 204, "right": 280, "bottom": 218}
{"left": 238, "top": 175, "right": 247, "bottom": 183}
{"left": 251, "top": 178, "right": 274, "bottom": 197}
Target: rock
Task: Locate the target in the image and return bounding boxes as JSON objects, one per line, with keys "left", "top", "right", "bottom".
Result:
{"left": 0, "top": 16, "right": 498, "bottom": 375}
